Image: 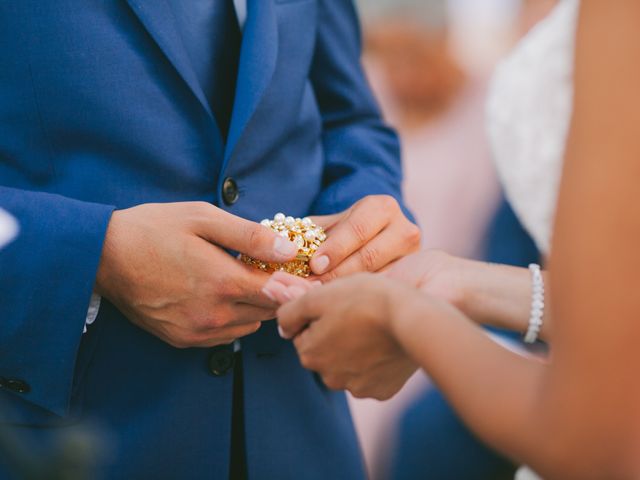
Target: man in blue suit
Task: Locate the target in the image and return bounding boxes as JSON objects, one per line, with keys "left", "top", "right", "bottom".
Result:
{"left": 0, "top": 0, "right": 419, "bottom": 478}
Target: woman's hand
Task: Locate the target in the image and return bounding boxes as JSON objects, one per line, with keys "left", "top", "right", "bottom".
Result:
{"left": 268, "top": 273, "right": 417, "bottom": 400}
{"left": 385, "top": 250, "right": 550, "bottom": 340}
{"left": 384, "top": 250, "right": 468, "bottom": 309}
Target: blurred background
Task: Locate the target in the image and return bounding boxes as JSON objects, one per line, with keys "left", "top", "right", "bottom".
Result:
{"left": 349, "top": 0, "right": 556, "bottom": 478}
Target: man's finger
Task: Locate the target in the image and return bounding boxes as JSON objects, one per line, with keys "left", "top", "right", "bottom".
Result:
{"left": 195, "top": 301, "right": 276, "bottom": 330}
{"left": 318, "top": 222, "right": 417, "bottom": 281}
{"left": 196, "top": 206, "right": 298, "bottom": 263}
{"left": 193, "top": 321, "right": 263, "bottom": 347}
{"left": 231, "top": 303, "right": 277, "bottom": 324}
{"left": 310, "top": 199, "right": 391, "bottom": 275}
{"left": 309, "top": 212, "right": 342, "bottom": 230}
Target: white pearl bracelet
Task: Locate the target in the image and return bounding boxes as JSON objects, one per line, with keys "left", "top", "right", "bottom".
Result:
{"left": 524, "top": 264, "right": 544, "bottom": 344}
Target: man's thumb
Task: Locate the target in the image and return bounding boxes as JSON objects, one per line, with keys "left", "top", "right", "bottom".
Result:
{"left": 198, "top": 209, "right": 298, "bottom": 263}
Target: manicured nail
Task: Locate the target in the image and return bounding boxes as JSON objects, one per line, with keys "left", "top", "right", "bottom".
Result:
{"left": 274, "top": 236, "right": 298, "bottom": 260}
{"left": 262, "top": 286, "right": 277, "bottom": 302}
{"left": 278, "top": 325, "right": 290, "bottom": 339}
{"left": 312, "top": 255, "right": 330, "bottom": 275}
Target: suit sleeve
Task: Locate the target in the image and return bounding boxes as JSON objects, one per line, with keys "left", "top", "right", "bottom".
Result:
{"left": 309, "top": 0, "right": 413, "bottom": 220}
{"left": 0, "top": 186, "right": 114, "bottom": 416}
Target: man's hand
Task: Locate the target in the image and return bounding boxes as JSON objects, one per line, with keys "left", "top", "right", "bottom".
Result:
{"left": 95, "top": 202, "right": 298, "bottom": 348}
{"left": 309, "top": 195, "right": 420, "bottom": 281}
{"left": 272, "top": 273, "right": 417, "bottom": 401}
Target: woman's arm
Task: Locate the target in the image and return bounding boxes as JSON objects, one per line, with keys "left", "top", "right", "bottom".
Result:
{"left": 457, "top": 261, "right": 551, "bottom": 340}
{"left": 388, "top": 288, "right": 547, "bottom": 457}
{"left": 537, "top": 0, "right": 640, "bottom": 473}
{"left": 396, "top": 1, "right": 640, "bottom": 475}
{"left": 386, "top": 250, "right": 552, "bottom": 341}
{"left": 275, "top": 2, "right": 640, "bottom": 476}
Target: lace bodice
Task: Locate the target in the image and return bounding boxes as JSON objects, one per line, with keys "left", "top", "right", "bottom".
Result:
{"left": 487, "top": 0, "right": 579, "bottom": 255}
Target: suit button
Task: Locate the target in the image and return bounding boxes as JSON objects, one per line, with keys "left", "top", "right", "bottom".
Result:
{"left": 208, "top": 347, "right": 235, "bottom": 376}
{"left": 0, "top": 377, "right": 31, "bottom": 394}
{"left": 222, "top": 177, "right": 239, "bottom": 206}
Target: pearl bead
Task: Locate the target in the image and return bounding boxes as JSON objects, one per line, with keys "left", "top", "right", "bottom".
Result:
{"left": 302, "top": 217, "right": 312, "bottom": 227}
{"left": 304, "top": 230, "right": 316, "bottom": 241}
{"left": 274, "top": 213, "right": 285, "bottom": 223}
{"left": 285, "top": 216, "right": 295, "bottom": 227}
{"left": 260, "top": 219, "right": 271, "bottom": 227}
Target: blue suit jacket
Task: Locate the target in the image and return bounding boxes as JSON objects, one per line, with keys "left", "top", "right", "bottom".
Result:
{"left": 0, "top": 0, "right": 406, "bottom": 478}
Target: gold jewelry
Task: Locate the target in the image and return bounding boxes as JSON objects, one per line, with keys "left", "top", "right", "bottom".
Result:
{"left": 240, "top": 213, "right": 326, "bottom": 278}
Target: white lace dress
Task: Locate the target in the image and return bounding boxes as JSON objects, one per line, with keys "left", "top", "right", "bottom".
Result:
{"left": 487, "top": 0, "right": 580, "bottom": 256}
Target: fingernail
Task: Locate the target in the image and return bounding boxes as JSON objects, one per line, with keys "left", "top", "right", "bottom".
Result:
{"left": 274, "top": 236, "right": 298, "bottom": 260}
{"left": 278, "top": 325, "right": 290, "bottom": 339}
{"left": 262, "top": 286, "right": 277, "bottom": 302}
{"left": 312, "top": 255, "right": 330, "bottom": 275}
{"left": 311, "top": 281, "right": 323, "bottom": 287}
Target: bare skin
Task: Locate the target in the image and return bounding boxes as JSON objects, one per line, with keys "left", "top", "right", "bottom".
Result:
{"left": 96, "top": 202, "right": 299, "bottom": 348}
{"left": 96, "top": 195, "right": 417, "bottom": 349}
{"left": 270, "top": 2, "right": 640, "bottom": 477}
{"left": 386, "top": 250, "right": 553, "bottom": 342}
{"left": 309, "top": 195, "right": 421, "bottom": 280}
{"left": 271, "top": 248, "right": 552, "bottom": 343}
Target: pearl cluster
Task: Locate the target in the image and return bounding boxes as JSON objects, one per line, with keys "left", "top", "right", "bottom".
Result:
{"left": 240, "top": 213, "right": 327, "bottom": 277}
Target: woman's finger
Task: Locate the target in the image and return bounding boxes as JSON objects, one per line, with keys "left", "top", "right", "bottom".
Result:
{"left": 262, "top": 279, "right": 293, "bottom": 305}
{"left": 277, "top": 288, "right": 326, "bottom": 339}
{"left": 271, "top": 271, "right": 319, "bottom": 289}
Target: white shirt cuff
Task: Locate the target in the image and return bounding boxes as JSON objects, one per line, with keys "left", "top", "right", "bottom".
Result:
{"left": 84, "top": 293, "right": 101, "bottom": 333}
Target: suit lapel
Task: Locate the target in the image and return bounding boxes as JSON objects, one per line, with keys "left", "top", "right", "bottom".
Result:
{"left": 126, "top": 0, "right": 278, "bottom": 175}
{"left": 223, "top": 0, "right": 279, "bottom": 166}
{"left": 125, "top": 0, "right": 215, "bottom": 121}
